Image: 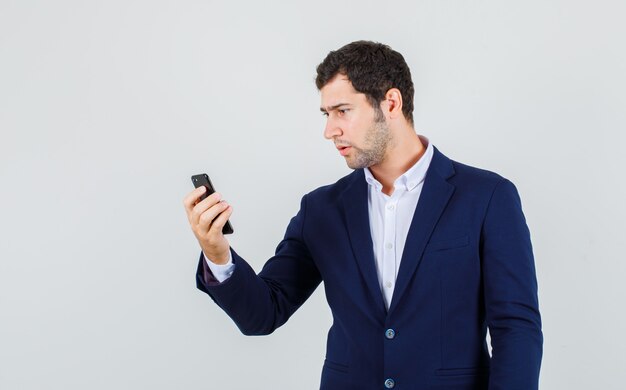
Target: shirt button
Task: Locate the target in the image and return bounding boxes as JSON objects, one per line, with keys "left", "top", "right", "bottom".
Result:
{"left": 385, "top": 328, "right": 396, "bottom": 339}
{"left": 385, "top": 281, "right": 393, "bottom": 289}
{"left": 384, "top": 378, "right": 395, "bottom": 388}
{"left": 387, "top": 204, "right": 395, "bottom": 211}
{"left": 385, "top": 243, "right": 393, "bottom": 250}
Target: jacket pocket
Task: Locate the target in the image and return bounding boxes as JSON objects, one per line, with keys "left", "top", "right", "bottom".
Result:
{"left": 425, "top": 236, "right": 469, "bottom": 253}
{"left": 431, "top": 367, "right": 489, "bottom": 389}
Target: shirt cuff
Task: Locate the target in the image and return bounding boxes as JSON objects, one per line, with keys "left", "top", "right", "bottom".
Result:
{"left": 203, "top": 251, "right": 235, "bottom": 283}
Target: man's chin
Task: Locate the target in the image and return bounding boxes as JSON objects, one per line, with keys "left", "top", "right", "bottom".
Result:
{"left": 345, "top": 160, "right": 367, "bottom": 170}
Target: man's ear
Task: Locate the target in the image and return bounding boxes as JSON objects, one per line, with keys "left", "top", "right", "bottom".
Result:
{"left": 382, "top": 88, "right": 403, "bottom": 120}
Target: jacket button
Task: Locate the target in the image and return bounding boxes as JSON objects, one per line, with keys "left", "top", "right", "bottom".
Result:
{"left": 385, "top": 328, "right": 396, "bottom": 339}
{"left": 384, "top": 378, "right": 395, "bottom": 388}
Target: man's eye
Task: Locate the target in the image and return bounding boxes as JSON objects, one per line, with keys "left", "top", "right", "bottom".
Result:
{"left": 338, "top": 109, "right": 347, "bottom": 114}
{"left": 322, "top": 112, "right": 329, "bottom": 117}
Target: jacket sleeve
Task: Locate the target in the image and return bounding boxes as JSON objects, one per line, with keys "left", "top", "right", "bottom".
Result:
{"left": 196, "top": 194, "right": 322, "bottom": 336}
{"left": 481, "top": 179, "right": 543, "bottom": 389}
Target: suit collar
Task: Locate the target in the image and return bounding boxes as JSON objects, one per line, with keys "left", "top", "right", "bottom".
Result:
{"left": 429, "top": 145, "right": 455, "bottom": 180}
{"left": 340, "top": 146, "right": 456, "bottom": 316}
{"left": 389, "top": 146, "right": 455, "bottom": 315}
{"left": 341, "top": 169, "right": 387, "bottom": 316}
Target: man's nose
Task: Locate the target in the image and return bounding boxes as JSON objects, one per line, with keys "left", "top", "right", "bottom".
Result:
{"left": 324, "top": 119, "right": 342, "bottom": 140}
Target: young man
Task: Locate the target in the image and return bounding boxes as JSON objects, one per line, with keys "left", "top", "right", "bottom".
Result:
{"left": 183, "top": 41, "right": 543, "bottom": 390}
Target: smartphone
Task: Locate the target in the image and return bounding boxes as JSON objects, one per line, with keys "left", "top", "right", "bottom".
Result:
{"left": 191, "top": 173, "right": 234, "bottom": 235}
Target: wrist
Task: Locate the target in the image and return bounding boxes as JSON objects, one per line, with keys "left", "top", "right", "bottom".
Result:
{"left": 203, "top": 248, "right": 230, "bottom": 265}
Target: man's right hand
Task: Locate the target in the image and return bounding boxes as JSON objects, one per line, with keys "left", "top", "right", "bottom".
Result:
{"left": 183, "top": 187, "right": 233, "bottom": 265}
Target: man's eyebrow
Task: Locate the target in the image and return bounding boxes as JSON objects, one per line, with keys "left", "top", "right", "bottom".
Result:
{"left": 320, "top": 103, "right": 351, "bottom": 112}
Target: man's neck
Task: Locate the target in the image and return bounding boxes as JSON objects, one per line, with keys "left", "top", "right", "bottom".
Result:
{"left": 368, "top": 131, "right": 426, "bottom": 196}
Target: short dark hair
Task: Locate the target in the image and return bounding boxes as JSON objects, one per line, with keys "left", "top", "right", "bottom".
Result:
{"left": 315, "top": 40, "right": 415, "bottom": 124}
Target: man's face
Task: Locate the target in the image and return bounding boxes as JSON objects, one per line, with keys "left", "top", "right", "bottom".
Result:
{"left": 320, "top": 74, "right": 392, "bottom": 170}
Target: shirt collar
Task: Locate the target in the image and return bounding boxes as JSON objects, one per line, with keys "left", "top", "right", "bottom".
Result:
{"left": 364, "top": 135, "right": 434, "bottom": 193}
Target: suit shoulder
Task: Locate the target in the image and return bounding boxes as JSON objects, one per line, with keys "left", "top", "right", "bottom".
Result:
{"left": 449, "top": 159, "right": 510, "bottom": 188}
{"left": 446, "top": 159, "right": 525, "bottom": 203}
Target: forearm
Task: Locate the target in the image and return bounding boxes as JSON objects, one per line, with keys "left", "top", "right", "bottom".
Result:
{"left": 196, "top": 248, "right": 284, "bottom": 335}
{"left": 195, "top": 194, "right": 322, "bottom": 335}
{"left": 487, "top": 300, "right": 543, "bottom": 389}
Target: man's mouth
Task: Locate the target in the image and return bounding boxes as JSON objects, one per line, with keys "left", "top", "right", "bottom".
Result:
{"left": 337, "top": 145, "right": 352, "bottom": 156}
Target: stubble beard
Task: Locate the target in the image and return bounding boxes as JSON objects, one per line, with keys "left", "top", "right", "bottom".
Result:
{"left": 346, "top": 111, "right": 392, "bottom": 170}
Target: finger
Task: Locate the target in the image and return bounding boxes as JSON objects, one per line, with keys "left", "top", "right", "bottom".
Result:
{"left": 183, "top": 186, "right": 207, "bottom": 213}
{"left": 196, "top": 190, "right": 222, "bottom": 209}
{"left": 197, "top": 200, "right": 230, "bottom": 233}
{"left": 190, "top": 192, "right": 223, "bottom": 225}
{"left": 208, "top": 202, "right": 233, "bottom": 236}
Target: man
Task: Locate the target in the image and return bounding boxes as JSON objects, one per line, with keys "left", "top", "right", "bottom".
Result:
{"left": 183, "top": 41, "right": 543, "bottom": 390}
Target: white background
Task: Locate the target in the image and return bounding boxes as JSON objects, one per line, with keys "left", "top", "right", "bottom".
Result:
{"left": 1, "top": 0, "right": 625, "bottom": 389}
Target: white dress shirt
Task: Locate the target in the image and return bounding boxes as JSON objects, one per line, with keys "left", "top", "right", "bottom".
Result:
{"left": 206, "top": 135, "right": 434, "bottom": 310}
{"left": 364, "top": 135, "right": 433, "bottom": 308}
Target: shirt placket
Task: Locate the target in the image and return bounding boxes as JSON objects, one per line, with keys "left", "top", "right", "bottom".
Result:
{"left": 381, "top": 188, "right": 403, "bottom": 309}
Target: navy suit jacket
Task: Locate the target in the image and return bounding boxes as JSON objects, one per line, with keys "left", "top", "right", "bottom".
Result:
{"left": 196, "top": 146, "right": 543, "bottom": 390}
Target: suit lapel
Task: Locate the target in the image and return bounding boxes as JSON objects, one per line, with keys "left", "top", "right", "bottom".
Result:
{"left": 388, "top": 147, "right": 456, "bottom": 316}
{"left": 341, "top": 170, "right": 387, "bottom": 315}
